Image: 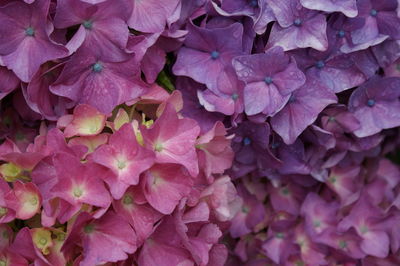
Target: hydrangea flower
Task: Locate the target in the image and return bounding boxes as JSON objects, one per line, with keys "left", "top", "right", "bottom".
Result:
{"left": 0, "top": 0, "right": 68, "bottom": 82}
{"left": 197, "top": 68, "right": 245, "bottom": 116}
{"left": 128, "top": 0, "right": 181, "bottom": 33}
{"left": 348, "top": 77, "right": 400, "bottom": 137}
{"left": 266, "top": 0, "right": 329, "bottom": 51}
{"left": 177, "top": 77, "right": 225, "bottom": 134}
{"left": 349, "top": 0, "right": 400, "bottom": 48}
{"left": 5, "top": 181, "right": 41, "bottom": 220}
{"left": 112, "top": 186, "right": 162, "bottom": 244}
{"left": 62, "top": 211, "right": 137, "bottom": 265}
{"left": 1, "top": 0, "right": 400, "bottom": 264}
{"left": 173, "top": 22, "right": 244, "bottom": 92}
{"left": 300, "top": 0, "right": 358, "bottom": 18}
{"left": 90, "top": 123, "right": 155, "bottom": 199}
{"left": 196, "top": 121, "right": 234, "bottom": 179}
{"left": 141, "top": 104, "right": 200, "bottom": 177}
{"left": 270, "top": 78, "right": 337, "bottom": 144}
{"left": 51, "top": 153, "right": 112, "bottom": 219}
{"left": 338, "top": 196, "right": 393, "bottom": 258}
{"left": 289, "top": 30, "right": 367, "bottom": 93}
{"left": 233, "top": 46, "right": 306, "bottom": 116}
{"left": 50, "top": 47, "right": 147, "bottom": 114}
{"left": 141, "top": 164, "right": 193, "bottom": 215}
{"left": 54, "top": 0, "right": 131, "bottom": 60}
{"left": 211, "top": 0, "right": 275, "bottom": 34}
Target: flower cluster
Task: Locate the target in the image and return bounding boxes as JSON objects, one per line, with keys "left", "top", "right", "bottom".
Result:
{"left": 1, "top": 0, "right": 400, "bottom": 265}
{"left": 0, "top": 89, "right": 240, "bottom": 265}
{"left": 169, "top": 0, "right": 400, "bottom": 265}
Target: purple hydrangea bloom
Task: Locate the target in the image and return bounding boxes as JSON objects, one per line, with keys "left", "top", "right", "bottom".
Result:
{"left": 177, "top": 77, "right": 225, "bottom": 134}
{"left": 300, "top": 0, "right": 358, "bottom": 18}
{"left": 348, "top": 77, "right": 400, "bottom": 137}
{"left": 271, "top": 78, "right": 337, "bottom": 144}
{"left": 320, "top": 105, "right": 361, "bottom": 135}
{"left": 0, "top": 0, "right": 68, "bottom": 82}
{"left": 300, "top": 193, "right": 339, "bottom": 239}
{"left": 211, "top": 0, "right": 275, "bottom": 34}
{"left": 54, "top": 0, "right": 131, "bottom": 61}
{"left": 233, "top": 46, "right": 306, "bottom": 116}
{"left": 266, "top": 0, "right": 328, "bottom": 51}
{"left": 173, "top": 22, "right": 244, "bottom": 92}
{"left": 197, "top": 68, "right": 244, "bottom": 115}
{"left": 50, "top": 47, "right": 148, "bottom": 114}
{"left": 338, "top": 196, "right": 394, "bottom": 258}
{"left": 128, "top": 0, "right": 181, "bottom": 33}
{"left": 352, "top": 0, "right": 400, "bottom": 42}
{"left": 290, "top": 29, "right": 367, "bottom": 93}
{"left": 270, "top": 138, "right": 311, "bottom": 176}
{"left": 230, "top": 121, "right": 280, "bottom": 177}
{"left": 230, "top": 184, "right": 266, "bottom": 238}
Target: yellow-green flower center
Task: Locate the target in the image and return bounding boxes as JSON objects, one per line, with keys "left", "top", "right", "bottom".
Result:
{"left": 73, "top": 187, "right": 83, "bottom": 198}
{"left": 123, "top": 195, "right": 133, "bottom": 205}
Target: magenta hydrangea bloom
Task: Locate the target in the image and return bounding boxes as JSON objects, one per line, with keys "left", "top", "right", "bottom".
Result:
{"left": 5, "top": 181, "right": 41, "bottom": 220}
{"left": 0, "top": 179, "right": 16, "bottom": 224}
{"left": 112, "top": 186, "right": 162, "bottom": 244}
{"left": 141, "top": 104, "right": 200, "bottom": 176}
{"left": 11, "top": 227, "right": 52, "bottom": 265}
{"left": 271, "top": 78, "right": 337, "bottom": 144}
{"left": 200, "top": 176, "right": 242, "bottom": 222}
{"left": 51, "top": 153, "right": 111, "bottom": 217}
{"left": 141, "top": 164, "right": 193, "bottom": 215}
{"left": 266, "top": 0, "right": 328, "bottom": 51}
{"left": 0, "top": 248, "right": 27, "bottom": 266}
{"left": 53, "top": 0, "right": 131, "bottom": 60}
{"left": 173, "top": 22, "right": 244, "bottom": 91}
{"left": 50, "top": 47, "right": 147, "bottom": 114}
{"left": 175, "top": 203, "right": 224, "bottom": 265}
{"left": 196, "top": 121, "right": 234, "bottom": 179}
{"left": 233, "top": 46, "right": 306, "bottom": 116}
{"left": 0, "top": 0, "right": 68, "bottom": 82}
{"left": 349, "top": 77, "right": 400, "bottom": 137}
{"left": 138, "top": 216, "right": 193, "bottom": 266}
{"left": 90, "top": 123, "right": 155, "bottom": 199}
{"left": 62, "top": 211, "right": 137, "bottom": 265}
